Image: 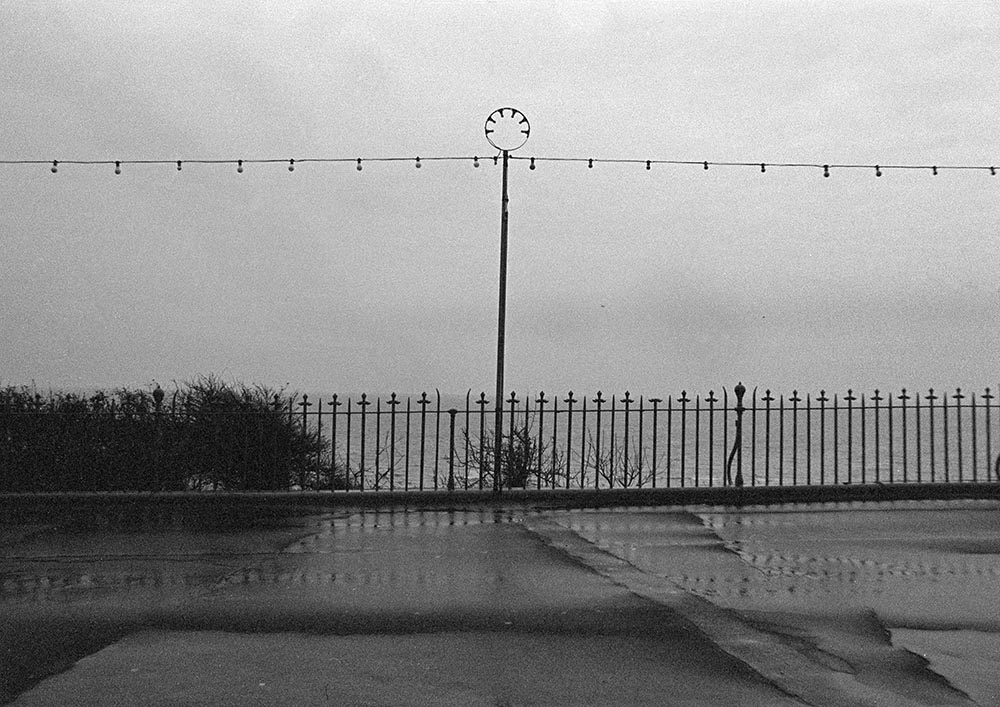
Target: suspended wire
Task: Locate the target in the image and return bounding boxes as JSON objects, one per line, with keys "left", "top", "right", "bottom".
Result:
{"left": 506, "top": 156, "right": 996, "bottom": 175}
{"left": 0, "top": 155, "right": 996, "bottom": 176}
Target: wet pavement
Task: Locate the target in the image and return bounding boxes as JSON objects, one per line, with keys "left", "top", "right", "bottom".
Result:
{"left": 2, "top": 500, "right": 999, "bottom": 705}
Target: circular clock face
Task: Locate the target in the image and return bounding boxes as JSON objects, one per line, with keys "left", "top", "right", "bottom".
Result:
{"left": 484, "top": 108, "right": 530, "bottom": 151}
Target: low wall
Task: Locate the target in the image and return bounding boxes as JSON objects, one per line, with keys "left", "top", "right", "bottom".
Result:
{"left": 2, "top": 482, "right": 999, "bottom": 525}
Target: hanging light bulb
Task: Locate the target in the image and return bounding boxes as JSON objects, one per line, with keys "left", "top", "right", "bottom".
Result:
{"left": 823, "top": 165, "right": 829, "bottom": 178}
{"left": 588, "top": 158, "right": 593, "bottom": 169}
{"left": 760, "top": 163, "right": 766, "bottom": 173}
{"left": 176, "top": 160, "right": 182, "bottom": 171}
{"left": 114, "top": 161, "right": 121, "bottom": 175}
{"left": 50, "top": 160, "right": 58, "bottom": 173}
{"left": 415, "top": 156, "right": 421, "bottom": 168}
{"left": 645, "top": 160, "right": 651, "bottom": 170}
{"left": 529, "top": 157, "right": 535, "bottom": 170}
{"left": 356, "top": 158, "right": 362, "bottom": 171}
{"left": 288, "top": 159, "right": 295, "bottom": 172}
{"left": 237, "top": 159, "right": 244, "bottom": 174}
{"left": 703, "top": 161, "right": 709, "bottom": 170}
{"left": 991, "top": 167, "right": 996, "bottom": 176}
{"left": 493, "top": 155, "right": 498, "bottom": 166}
{"left": 931, "top": 165, "right": 938, "bottom": 175}
{"left": 875, "top": 165, "right": 882, "bottom": 177}
{"left": 473, "top": 156, "right": 479, "bottom": 168}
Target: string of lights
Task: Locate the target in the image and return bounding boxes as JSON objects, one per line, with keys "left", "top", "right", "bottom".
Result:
{"left": 0, "top": 155, "right": 996, "bottom": 176}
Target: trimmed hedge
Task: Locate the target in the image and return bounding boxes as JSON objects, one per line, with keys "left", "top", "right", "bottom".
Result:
{"left": 0, "top": 377, "right": 332, "bottom": 492}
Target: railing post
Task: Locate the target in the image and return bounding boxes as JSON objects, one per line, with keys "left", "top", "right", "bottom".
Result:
{"left": 679, "top": 391, "right": 690, "bottom": 487}
{"left": 465, "top": 390, "right": 472, "bottom": 490}
{"left": 298, "top": 394, "right": 312, "bottom": 491}
{"left": 790, "top": 390, "right": 801, "bottom": 485}
{"left": 536, "top": 392, "right": 548, "bottom": 490}
{"left": 388, "top": 393, "right": 400, "bottom": 492}
{"left": 579, "top": 396, "right": 588, "bottom": 488}
{"left": 805, "top": 392, "right": 812, "bottom": 485}
{"left": 593, "top": 391, "right": 605, "bottom": 489}
{"left": 860, "top": 392, "right": 868, "bottom": 484}
{"left": 942, "top": 389, "right": 950, "bottom": 482}
{"left": 550, "top": 394, "right": 559, "bottom": 489}
{"left": 344, "top": 396, "right": 353, "bottom": 491}
{"left": 777, "top": 393, "right": 784, "bottom": 486}
{"left": 622, "top": 392, "right": 634, "bottom": 488}
{"left": 418, "top": 392, "right": 429, "bottom": 491}
{"left": 476, "top": 392, "right": 488, "bottom": 490}
{"left": 447, "top": 408, "right": 457, "bottom": 491}
{"left": 927, "top": 389, "right": 938, "bottom": 483}
{"left": 750, "top": 387, "right": 758, "bottom": 486}
{"left": 984, "top": 388, "right": 994, "bottom": 481}
{"left": 888, "top": 391, "right": 895, "bottom": 483}
{"left": 357, "top": 394, "right": 370, "bottom": 492}
{"left": 405, "top": 396, "right": 412, "bottom": 490}
{"left": 898, "top": 389, "right": 909, "bottom": 483}
{"left": 330, "top": 394, "right": 343, "bottom": 491}
{"left": 818, "top": 391, "right": 828, "bottom": 485}
{"left": 872, "top": 390, "right": 882, "bottom": 483}
{"left": 693, "top": 393, "right": 700, "bottom": 488}
{"left": 707, "top": 391, "right": 718, "bottom": 487}
{"left": 954, "top": 388, "right": 965, "bottom": 482}
{"left": 374, "top": 397, "right": 382, "bottom": 491}
{"left": 844, "top": 390, "right": 855, "bottom": 484}
{"left": 970, "top": 389, "right": 978, "bottom": 482}
{"left": 915, "top": 391, "right": 922, "bottom": 482}
{"left": 507, "top": 391, "right": 519, "bottom": 489}
{"left": 762, "top": 390, "right": 774, "bottom": 486}
{"left": 832, "top": 393, "right": 838, "bottom": 485}
{"left": 726, "top": 382, "right": 746, "bottom": 487}
{"left": 649, "top": 398, "right": 661, "bottom": 488}
{"left": 564, "top": 392, "right": 577, "bottom": 489}
{"left": 637, "top": 395, "right": 645, "bottom": 488}
{"left": 434, "top": 390, "right": 442, "bottom": 491}
{"left": 666, "top": 395, "right": 673, "bottom": 487}
{"left": 316, "top": 398, "right": 324, "bottom": 488}
{"left": 609, "top": 394, "right": 617, "bottom": 488}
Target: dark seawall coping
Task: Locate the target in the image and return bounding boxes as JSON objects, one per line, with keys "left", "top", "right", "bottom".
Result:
{"left": 2, "top": 483, "right": 999, "bottom": 524}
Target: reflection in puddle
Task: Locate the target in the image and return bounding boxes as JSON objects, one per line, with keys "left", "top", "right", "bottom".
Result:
{"left": 1, "top": 510, "right": 518, "bottom": 604}
{"left": 1, "top": 566, "right": 505, "bottom": 601}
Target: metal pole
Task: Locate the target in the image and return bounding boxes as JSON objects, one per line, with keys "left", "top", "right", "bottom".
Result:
{"left": 484, "top": 106, "right": 529, "bottom": 495}
{"left": 493, "top": 149, "right": 509, "bottom": 495}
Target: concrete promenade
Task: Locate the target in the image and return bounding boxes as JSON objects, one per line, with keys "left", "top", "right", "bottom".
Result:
{"left": 2, "top": 488, "right": 999, "bottom": 705}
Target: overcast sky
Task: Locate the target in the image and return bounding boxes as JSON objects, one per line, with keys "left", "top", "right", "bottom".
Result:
{"left": 2, "top": 1, "right": 998, "bottom": 398}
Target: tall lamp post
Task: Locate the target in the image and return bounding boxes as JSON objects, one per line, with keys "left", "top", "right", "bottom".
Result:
{"left": 485, "top": 107, "right": 530, "bottom": 494}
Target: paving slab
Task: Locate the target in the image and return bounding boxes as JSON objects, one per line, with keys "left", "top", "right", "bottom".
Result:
{"left": 2, "top": 509, "right": 797, "bottom": 706}
{"left": 528, "top": 501, "right": 1000, "bottom": 706}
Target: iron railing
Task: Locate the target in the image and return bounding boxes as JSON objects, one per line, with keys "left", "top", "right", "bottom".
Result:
{"left": 306, "top": 386, "right": 1000, "bottom": 491}
{"left": 3, "top": 386, "right": 999, "bottom": 492}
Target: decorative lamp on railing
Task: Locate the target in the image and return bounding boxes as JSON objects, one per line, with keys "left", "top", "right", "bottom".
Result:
{"left": 726, "top": 382, "right": 747, "bottom": 487}
{"left": 152, "top": 385, "right": 165, "bottom": 490}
